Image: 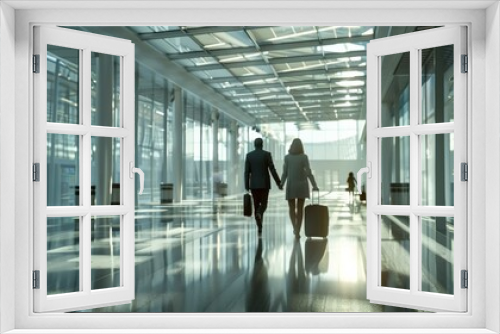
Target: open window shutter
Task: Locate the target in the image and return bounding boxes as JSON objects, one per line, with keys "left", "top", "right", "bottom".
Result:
{"left": 33, "top": 26, "right": 140, "bottom": 312}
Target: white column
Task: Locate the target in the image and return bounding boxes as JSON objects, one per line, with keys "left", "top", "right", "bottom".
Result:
{"left": 211, "top": 108, "right": 219, "bottom": 198}
{"left": 230, "top": 120, "right": 239, "bottom": 194}
{"left": 173, "top": 85, "right": 183, "bottom": 203}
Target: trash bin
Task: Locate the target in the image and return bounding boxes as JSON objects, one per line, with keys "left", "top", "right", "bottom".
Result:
{"left": 74, "top": 185, "right": 96, "bottom": 205}
{"left": 390, "top": 183, "right": 409, "bottom": 205}
{"left": 111, "top": 183, "right": 120, "bottom": 205}
{"left": 218, "top": 182, "right": 228, "bottom": 197}
{"left": 161, "top": 183, "right": 174, "bottom": 203}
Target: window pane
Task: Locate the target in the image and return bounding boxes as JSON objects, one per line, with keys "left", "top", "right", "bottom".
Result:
{"left": 381, "top": 52, "right": 410, "bottom": 127}
{"left": 47, "top": 45, "right": 79, "bottom": 124}
{"left": 47, "top": 133, "right": 79, "bottom": 206}
{"left": 91, "top": 52, "right": 121, "bottom": 127}
{"left": 91, "top": 137, "right": 121, "bottom": 205}
{"left": 47, "top": 217, "right": 80, "bottom": 295}
{"left": 421, "top": 216, "right": 454, "bottom": 294}
{"left": 421, "top": 45, "right": 454, "bottom": 124}
{"left": 421, "top": 133, "right": 454, "bottom": 206}
{"left": 381, "top": 215, "right": 410, "bottom": 290}
{"left": 91, "top": 216, "right": 121, "bottom": 290}
{"left": 381, "top": 136, "right": 410, "bottom": 205}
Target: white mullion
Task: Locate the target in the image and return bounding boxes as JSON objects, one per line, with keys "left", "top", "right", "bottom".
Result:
{"left": 90, "top": 126, "right": 130, "bottom": 138}
{"left": 409, "top": 47, "right": 420, "bottom": 294}
{"left": 78, "top": 46, "right": 85, "bottom": 290}
{"left": 46, "top": 206, "right": 90, "bottom": 217}
{"left": 372, "top": 126, "right": 412, "bottom": 138}
{"left": 82, "top": 213, "right": 91, "bottom": 294}
{"left": 412, "top": 205, "right": 455, "bottom": 217}
{"left": 373, "top": 205, "right": 412, "bottom": 215}
{"left": 413, "top": 123, "right": 454, "bottom": 135}
{"left": 36, "top": 34, "right": 50, "bottom": 307}
{"left": 453, "top": 27, "right": 468, "bottom": 309}
{"left": 46, "top": 123, "right": 88, "bottom": 135}
{"left": 90, "top": 206, "right": 129, "bottom": 216}
{"left": 122, "top": 50, "right": 134, "bottom": 292}
{"left": 120, "top": 215, "right": 125, "bottom": 287}
{"left": 82, "top": 47, "right": 92, "bottom": 294}
{"left": 373, "top": 205, "right": 454, "bottom": 217}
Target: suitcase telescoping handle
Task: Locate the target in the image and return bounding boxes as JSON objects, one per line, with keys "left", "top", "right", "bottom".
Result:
{"left": 312, "top": 189, "right": 320, "bottom": 204}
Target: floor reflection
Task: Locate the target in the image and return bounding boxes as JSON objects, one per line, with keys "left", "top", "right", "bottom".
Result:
{"left": 70, "top": 191, "right": 421, "bottom": 313}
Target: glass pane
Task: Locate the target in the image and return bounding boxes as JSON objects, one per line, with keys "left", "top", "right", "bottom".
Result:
{"left": 381, "top": 136, "right": 410, "bottom": 205}
{"left": 421, "top": 133, "right": 454, "bottom": 206}
{"left": 421, "top": 216, "right": 454, "bottom": 294}
{"left": 47, "top": 45, "right": 79, "bottom": 124}
{"left": 91, "top": 216, "right": 121, "bottom": 290}
{"left": 380, "top": 215, "right": 410, "bottom": 290}
{"left": 91, "top": 52, "right": 121, "bottom": 127}
{"left": 91, "top": 137, "right": 121, "bottom": 205}
{"left": 380, "top": 52, "right": 410, "bottom": 127}
{"left": 47, "top": 134, "right": 79, "bottom": 206}
{"left": 47, "top": 217, "right": 80, "bottom": 295}
{"left": 421, "top": 45, "right": 454, "bottom": 124}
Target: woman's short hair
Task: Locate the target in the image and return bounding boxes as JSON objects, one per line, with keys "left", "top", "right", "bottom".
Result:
{"left": 288, "top": 138, "right": 304, "bottom": 155}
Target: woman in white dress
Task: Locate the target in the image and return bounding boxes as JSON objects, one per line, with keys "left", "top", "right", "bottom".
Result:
{"left": 280, "top": 138, "right": 319, "bottom": 238}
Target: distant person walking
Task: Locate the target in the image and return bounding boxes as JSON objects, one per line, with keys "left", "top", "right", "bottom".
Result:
{"left": 346, "top": 171, "right": 357, "bottom": 203}
{"left": 244, "top": 138, "right": 282, "bottom": 236}
{"left": 280, "top": 138, "right": 319, "bottom": 238}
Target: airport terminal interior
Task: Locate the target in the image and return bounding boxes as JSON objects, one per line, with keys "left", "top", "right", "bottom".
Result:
{"left": 44, "top": 25, "right": 454, "bottom": 313}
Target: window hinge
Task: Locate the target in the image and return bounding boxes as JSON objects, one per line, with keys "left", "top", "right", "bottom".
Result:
{"left": 461, "top": 270, "right": 468, "bottom": 289}
{"left": 461, "top": 162, "right": 468, "bottom": 181}
{"left": 33, "top": 54, "right": 40, "bottom": 73}
{"left": 461, "top": 54, "right": 468, "bottom": 73}
{"left": 33, "top": 163, "right": 40, "bottom": 182}
{"left": 33, "top": 270, "right": 40, "bottom": 289}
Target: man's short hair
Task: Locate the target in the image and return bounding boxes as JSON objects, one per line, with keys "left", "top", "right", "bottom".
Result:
{"left": 254, "top": 138, "right": 263, "bottom": 148}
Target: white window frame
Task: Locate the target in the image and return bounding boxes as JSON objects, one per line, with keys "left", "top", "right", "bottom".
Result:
{"left": 33, "top": 25, "right": 137, "bottom": 313}
{"left": 1, "top": 2, "right": 498, "bottom": 334}
{"left": 365, "top": 26, "right": 467, "bottom": 312}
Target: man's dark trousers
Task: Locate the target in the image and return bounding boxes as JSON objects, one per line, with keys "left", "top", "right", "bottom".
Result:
{"left": 251, "top": 188, "right": 269, "bottom": 227}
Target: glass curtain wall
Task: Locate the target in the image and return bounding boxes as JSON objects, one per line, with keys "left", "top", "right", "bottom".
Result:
{"left": 47, "top": 52, "right": 248, "bottom": 207}
{"left": 184, "top": 92, "right": 217, "bottom": 200}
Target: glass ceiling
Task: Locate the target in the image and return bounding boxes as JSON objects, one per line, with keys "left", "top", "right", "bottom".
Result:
{"left": 128, "top": 26, "right": 432, "bottom": 128}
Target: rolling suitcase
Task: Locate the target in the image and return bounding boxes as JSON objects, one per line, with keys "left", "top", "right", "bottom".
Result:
{"left": 243, "top": 192, "right": 252, "bottom": 217}
{"left": 304, "top": 190, "right": 329, "bottom": 238}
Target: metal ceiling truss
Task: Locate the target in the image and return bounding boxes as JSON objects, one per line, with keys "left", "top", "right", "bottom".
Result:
{"left": 128, "top": 25, "right": 382, "bottom": 125}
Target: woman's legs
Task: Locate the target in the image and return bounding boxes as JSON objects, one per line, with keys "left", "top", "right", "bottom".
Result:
{"left": 295, "top": 199, "right": 305, "bottom": 234}
{"left": 288, "top": 198, "right": 306, "bottom": 237}
{"left": 287, "top": 199, "right": 297, "bottom": 233}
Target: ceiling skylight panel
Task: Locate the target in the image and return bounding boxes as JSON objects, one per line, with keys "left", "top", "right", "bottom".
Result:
{"left": 218, "top": 52, "right": 263, "bottom": 63}
{"left": 329, "top": 70, "right": 366, "bottom": 79}
{"left": 335, "top": 80, "right": 366, "bottom": 87}
{"left": 162, "top": 36, "right": 203, "bottom": 53}
{"left": 321, "top": 42, "right": 366, "bottom": 53}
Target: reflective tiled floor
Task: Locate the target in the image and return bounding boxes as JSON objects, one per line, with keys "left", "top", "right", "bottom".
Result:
{"left": 82, "top": 190, "right": 417, "bottom": 313}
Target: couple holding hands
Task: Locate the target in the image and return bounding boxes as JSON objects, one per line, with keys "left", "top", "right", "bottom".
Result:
{"left": 244, "top": 137, "right": 319, "bottom": 238}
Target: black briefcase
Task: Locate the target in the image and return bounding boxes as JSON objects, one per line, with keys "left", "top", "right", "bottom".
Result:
{"left": 243, "top": 193, "right": 252, "bottom": 217}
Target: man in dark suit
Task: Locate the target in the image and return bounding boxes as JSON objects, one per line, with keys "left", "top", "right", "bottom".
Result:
{"left": 244, "top": 138, "right": 281, "bottom": 235}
